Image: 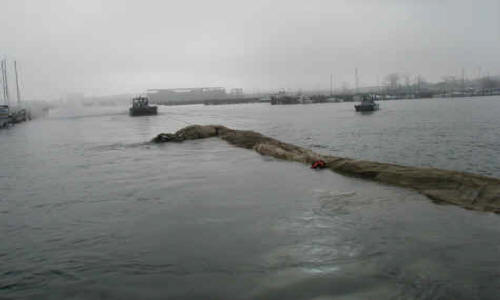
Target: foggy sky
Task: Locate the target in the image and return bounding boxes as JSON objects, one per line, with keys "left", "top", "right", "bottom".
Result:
{"left": 1, "top": 0, "right": 499, "bottom": 99}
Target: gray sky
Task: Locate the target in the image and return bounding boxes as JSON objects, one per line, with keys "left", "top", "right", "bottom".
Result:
{"left": 1, "top": 0, "right": 499, "bottom": 99}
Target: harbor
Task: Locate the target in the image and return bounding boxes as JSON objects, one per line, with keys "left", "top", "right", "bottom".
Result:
{"left": 2, "top": 0, "right": 500, "bottom": 299}
{"left": 2, "top": 97, "right": 500, "bottom": 299}
{"left": 134, "top": 72, "right": 500, "bottom": 108}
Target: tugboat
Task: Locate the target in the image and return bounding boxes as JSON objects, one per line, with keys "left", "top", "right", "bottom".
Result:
{"left": 129, "top": 96, "right": 158, "bottom": 116}
{"left": 354, "top": 95, "right": 379, "bottom": 112}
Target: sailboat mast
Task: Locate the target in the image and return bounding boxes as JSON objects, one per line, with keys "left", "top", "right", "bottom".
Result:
{"left": 14, "top": 61, "right": 21, "bottom": 104}
{"left": 5, "top": 60, "right": 10, "bottom": 105}
{"left": 1, "top": 60, "right": 8, "bottom": 105}
{"left": 1, "top": 60, "right": 4, "bottom": 104}
{"left": 3, "top": 59, "right": 10, "bottom": 105}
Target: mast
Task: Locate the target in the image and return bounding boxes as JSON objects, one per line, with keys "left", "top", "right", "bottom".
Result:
{"left": 5, "top": 60, "right": 10, "bottom": 105}
{"left": 1, "top": 59, "right": 9, "bottom": 105}
{"left": 14, "top": 60, "right": 21, "bottom": 104}
{"left": 0, "top": 60, "right": 4, "bottom": 104}
{"left": 1, "top": 60, "right": 4, "bottom": 104}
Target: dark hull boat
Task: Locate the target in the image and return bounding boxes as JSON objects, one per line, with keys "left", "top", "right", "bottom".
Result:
{"left": 355, "top": 96, "right": 379, "bottom": 112}
{"left": 129, "top": 96, "right": 158, "bottom": 116}
{"left": 355, "top": 102, "right": 379, "bottom": 112}
{"left": 129, "top": 106, "right": 158, "bottom": 116}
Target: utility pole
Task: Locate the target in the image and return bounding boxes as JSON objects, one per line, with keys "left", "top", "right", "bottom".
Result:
{"left": 329, "top": 73, "right": 333, "bottom": 96}
{"left": 354, "top": 67, "right": 359, "bottom": 94}
{"left": 461, "top": 67, "right": 465, "bottom": 92}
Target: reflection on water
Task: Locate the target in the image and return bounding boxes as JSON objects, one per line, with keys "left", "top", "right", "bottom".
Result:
{"left": 1, "top": 97, "right": 500, "bottom": 299}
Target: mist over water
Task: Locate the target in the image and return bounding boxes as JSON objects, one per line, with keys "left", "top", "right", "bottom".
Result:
{"left": 1, "top": 0, "right": 500, "bottom": 98}
{"left": 1, "top": 97, "right": 500, "bottom": 299}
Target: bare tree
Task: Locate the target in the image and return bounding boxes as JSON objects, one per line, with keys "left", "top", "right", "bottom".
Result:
{"left": 416, "top": 75, "right": 426, "bottom": 88}
{"left": 402, "top": 73, "right": 411, "bottom": 93}
{"left": 480, "top": 77, "right": 497, "bottom": 90}
{"left": 441, "top": 76, "right": 458, "bottom": 93}
{"left": 385, "top": 73, "right": 400, "bottom": 91}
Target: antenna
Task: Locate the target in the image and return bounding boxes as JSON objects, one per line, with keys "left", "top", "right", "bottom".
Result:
{"left": 14, "top": 61, "right": 21, "bottom": 104}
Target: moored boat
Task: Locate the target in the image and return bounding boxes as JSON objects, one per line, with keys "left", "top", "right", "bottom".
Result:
{"left": 129, "top": 96, "right": 158, "bottom": 116}
{"left": 10, "top": 107, "right": 29, "bottom": 123}
{"left": 270, "top": 91, "right": 300, "bottom": 105}
{"left": 355, "top": 95, "right": 379, "bottom": 112}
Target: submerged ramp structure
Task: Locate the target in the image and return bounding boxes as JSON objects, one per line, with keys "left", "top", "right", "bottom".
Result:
{"left": 152, "top": 125, "right": 500, "bottom": 213}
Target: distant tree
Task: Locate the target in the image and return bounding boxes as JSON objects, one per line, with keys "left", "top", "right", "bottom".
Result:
{"left": 385, "top": 73, "right": 400, "bottom": 91}
{"left": 480, "top": 77, "right": 498, "bottom": 90}
{"left": 402, "top": 73, "right": 410, "bottom": 86}
{"left": 402, "top": 73, "right": 412, "bottom": 93}
{"left": 414, "top": 75, "right": 429, "bottom": 94}
{"left": 416, "top": 75, "right": 426, "bottom": 87}
{"left": 441, "top": 76, "right": 459, "bottom": 92}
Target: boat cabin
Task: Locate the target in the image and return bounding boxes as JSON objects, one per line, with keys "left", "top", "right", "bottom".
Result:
{"left": 129, "top": 96, "right": 158, "bottom": 116}
{"left": 132, "top": 96, "right": 150, "bottom": 108}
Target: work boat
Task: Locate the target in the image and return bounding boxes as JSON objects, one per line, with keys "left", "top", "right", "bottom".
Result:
{"left": 355, "top": 95, "right": 379, "bottom": 112}
{"left": 129, "top": 96, "right": 158, "bottom": 116}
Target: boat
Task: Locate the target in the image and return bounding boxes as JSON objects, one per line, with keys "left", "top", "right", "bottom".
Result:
{"left": 10, "top": 107, "right": 29, "bottom": 123}
{"left": 129, "top": 96, "right": 158, "bottom": 116}
{"left": 354, "top": 95, "right": 379, "bottom": 112}
{"left": 270, "top": 91, "right": 299, "bottom": 105}
{"left": 1, "top": 59, "right": 30, "bottom": 127}
{"left": 0, "top": 105, "right": 10, "bottom": 128}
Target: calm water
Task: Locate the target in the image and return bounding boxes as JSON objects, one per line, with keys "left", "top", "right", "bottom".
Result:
{"left": 1, "top": 97, "right": 500, "bottom": 299}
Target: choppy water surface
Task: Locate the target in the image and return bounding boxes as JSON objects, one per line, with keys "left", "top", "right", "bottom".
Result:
{"left": 1, "top": 97, "right": 500, "bottom": 299}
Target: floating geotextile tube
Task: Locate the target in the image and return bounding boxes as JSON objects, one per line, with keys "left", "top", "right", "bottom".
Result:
{"left": 152, "top": 125, "right": 500, "bottom": 213}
